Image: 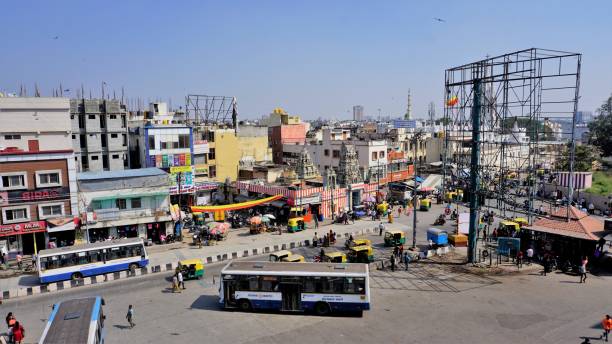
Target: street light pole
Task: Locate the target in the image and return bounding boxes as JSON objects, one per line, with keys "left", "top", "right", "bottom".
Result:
{"left": 411, "top": 131, "right": 423, "bottom": 249}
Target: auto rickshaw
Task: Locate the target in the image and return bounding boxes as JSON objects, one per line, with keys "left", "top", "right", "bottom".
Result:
{"left": 376, "top": 202, "right": 389, "bottom": 216}
{"left": 420, "top": 198, "right": 432, "bottom": 211}
{"left": 384, "top": 230, "right": 406, "bottom": 246}
{"left": 444, "top": 191, "right": 457, "bottom": 202}
{"left": 269, "top": 250, "right": 293, "bottom": 262}
{"left": 282, "top": 254, "right": 305, "bottom": 262}
{"left": 346, "top": 238, "right": 372, "bottom": 249}
{"left": 348, "top": 245, "right": 374, "bottom": 263}
{"left": 193, "top": 212, "right": 205, "bottom": 226}
{"left": 499, "top": 220, "right": 520, "bottom": 236}
{"left": 177, "top": 258, "right": 204, "bottom": 280}
{"left": 513, "top": 217, "right": 528, "bottom": 228}
{"left": 287, "top": 217, "right": 305, "bottom": 233}
{"left": 323, "top": 251, "right": 347, "bottom": 263}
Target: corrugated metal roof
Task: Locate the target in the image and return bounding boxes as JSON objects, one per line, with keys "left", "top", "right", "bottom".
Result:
{"left": 77, "top": 168, "right": 167, "bottom": 181}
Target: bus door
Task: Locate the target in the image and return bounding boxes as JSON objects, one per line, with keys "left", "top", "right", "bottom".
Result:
{"left": 279, "top": 277, "right": 301, "bottom": 311}
{"left": 223, "top": 278, "right": 237, "bottom": 307}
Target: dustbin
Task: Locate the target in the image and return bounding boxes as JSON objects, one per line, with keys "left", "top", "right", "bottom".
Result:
{"left": 318, "top": 214, "right": 324, "bottom": 222}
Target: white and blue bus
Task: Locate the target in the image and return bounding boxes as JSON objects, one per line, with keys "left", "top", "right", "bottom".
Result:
{"left": 219, "top": 261, "right": 370, "bottom": 315}
{"left": 37, "top": 238, "right": 148, "bottom": 283}
{"left": 39, "top": 296, "right": 105, "bottom": 344}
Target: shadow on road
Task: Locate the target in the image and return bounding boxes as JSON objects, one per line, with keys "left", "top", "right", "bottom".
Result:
{"left": 189, "top": 294, "right": 221, "bottom": 311}
{"left": 18, "top": 275, "right": 40, "bottom": 287}
{"left": 113, "top": 324, "right": 132, "bottom": 330}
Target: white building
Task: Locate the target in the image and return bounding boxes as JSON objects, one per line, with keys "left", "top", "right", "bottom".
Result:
{"left": 77, "top": 168, "right": 173, "bottom": 243}
{"left": 0, "top": 97, "right": 72, "bottom": 152}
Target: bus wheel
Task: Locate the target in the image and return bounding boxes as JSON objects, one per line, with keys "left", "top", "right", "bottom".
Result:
{"left": 314, "top": 302, "right": 330, "bottom": 316}
{"left": 129, "top": 264, "right": 138, "bottom": 273}
{"left": 71, "top": 272, "right": 83, "bottom": 281}
{"left": 238, "top": 299, "right": 251, "bottom": 311}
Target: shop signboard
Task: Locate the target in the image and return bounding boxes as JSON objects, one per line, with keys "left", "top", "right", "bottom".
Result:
{"left": 6, "top": 187, "right": 70, "bottom": 205}
{"left": 0, "top": 221, "right": 47, "bottom": 237}
{"left": 169, "top": 166, "right": 195, "bottom": 190}
{"left": 193, "top": 140, "right": 210, "bottom": 154}
{"left": 292, "top": 193, "right": 321, "bottom": 206}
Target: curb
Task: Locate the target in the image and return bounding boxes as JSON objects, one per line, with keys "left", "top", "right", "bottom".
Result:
{"left": 0, "top": 224, "right": 432, "bottom": 301}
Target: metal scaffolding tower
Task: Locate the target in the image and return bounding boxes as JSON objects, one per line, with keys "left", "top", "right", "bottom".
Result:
{"left": 442, "top": 48, "right": 581, "bottom": 262}
{"left": 185, "top": 95, "right": 236, "bottom": 127}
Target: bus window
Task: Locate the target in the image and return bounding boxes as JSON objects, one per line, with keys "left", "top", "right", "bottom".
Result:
{"left": 134, "top": 245, "right": 143, "bottom": 257}
{"left": 76, "top": 251, "right": 89, "bottom": 265}
{"left": 107, "top": 247, "right": 121, "bottom": 260}
{"left": 302, "top": 277, "right": 316, "bottom": 293}
{"left": 329, "top": 277, "right": 344, "bottom": 293}
{"left": 60, "top": 254, "right": 75, "bottom": 268}
{"left": 344, "top": 277, "right": 366, "bottom": 294}
{"left": 88, "top": 250, "right": 101, "bottom": 263}
{"left": 46, "top": 256, "right": 59, "bottom": 270}
{"left": 260, "top": 276, "right": 278, "bottom": 292}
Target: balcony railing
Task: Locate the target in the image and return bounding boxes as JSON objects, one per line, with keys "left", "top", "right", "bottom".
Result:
{"left": 94, "top": 207, "right": 169, "bottom": 221}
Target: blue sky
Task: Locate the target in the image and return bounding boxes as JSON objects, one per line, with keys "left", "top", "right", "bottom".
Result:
{"left": 1, "top": 0, "right": 611, "bottom": 120}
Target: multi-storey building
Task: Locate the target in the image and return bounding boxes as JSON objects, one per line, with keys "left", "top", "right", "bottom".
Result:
{"left": 0, "top": 97, "right": 78, "bottom": 255}
{"left": 70, "top": 98, "right": 129, "bottom": 172}
{"left": 77, "top": 168, "right": 173, "bottom": 243}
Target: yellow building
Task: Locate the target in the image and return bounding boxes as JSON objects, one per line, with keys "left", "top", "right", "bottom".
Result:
{"left": 207, "top": 127, "right": 272, "bottom": 182}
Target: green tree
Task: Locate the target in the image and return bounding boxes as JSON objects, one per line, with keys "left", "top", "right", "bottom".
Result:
{"left": 556, "top": 143, "right": 601, "bottom": 172}
{"left": 588, "top": 93, "right": 612, "bottom": 156}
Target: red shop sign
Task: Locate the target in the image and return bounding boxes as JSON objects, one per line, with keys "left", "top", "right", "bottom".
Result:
{"left": 0, "top": 221, "right": 47, "bottom": 237}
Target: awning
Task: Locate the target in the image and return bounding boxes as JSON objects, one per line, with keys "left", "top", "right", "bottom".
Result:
{"left": 191, "top": 195, "right": 283, "bottom": 213}
{"left": 270, "top": 200, "right": 287, "bottom": 208}
{"left": 46, "top": 217, "right": 76, "bottom": 233}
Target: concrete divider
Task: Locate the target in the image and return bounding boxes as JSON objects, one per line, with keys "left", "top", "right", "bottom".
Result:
{"left": 0, "top": 229, "right": 403, "bottom": 301}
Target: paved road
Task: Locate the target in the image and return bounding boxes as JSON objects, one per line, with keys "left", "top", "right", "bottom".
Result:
{"left": 5, "top": 243, "right": 611, "bottom": 344}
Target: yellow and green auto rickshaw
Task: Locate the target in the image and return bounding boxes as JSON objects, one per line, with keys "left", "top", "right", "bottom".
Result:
{"left": 193, "top": 212, "right": 205, "bottom": 226}
{"left": 282, "top": 255, "right": 305, "bottom": 262}
{"left": 420, "top": 198, "right": 432, "bottom": 211}
{"left": 376, "top": 202, "right": 389, "bottom": 216}
{"left": 348, "top": 245, "right": 374, "bottom": 263}
{"left": 178, "top": 258, "right": 205, "bottom": 280}
{"left": 346, "top": 238, "right": 372, "bottom": 249}
{"left": 445, "top": 191, "right": 457, "bottom": 202}
{"left": 287, "top": 217, "right": 306, "bottom": 233}
{"left": 499, "top": 220, "right": 520, "bottom": 237}
{"left": 513, "top": 217, "right": 528, "bottom": 228}
{"left": 384, "top": 230, "right": 406, "bottom": 246}
{"left": 323, "top": 251, "right": 347, "bottom": 263}
{"left": 269, "top": 250, "right": 293, "bottom": 262}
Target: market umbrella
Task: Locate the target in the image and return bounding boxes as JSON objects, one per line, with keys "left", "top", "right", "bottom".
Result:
{"left": 263, "top": 214, "right": 276, "bottom": 220}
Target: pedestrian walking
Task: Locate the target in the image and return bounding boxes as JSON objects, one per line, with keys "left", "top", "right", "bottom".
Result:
{"left": 399, "top": 244, "right": 404, "bottom": 258}
{"left": 525, "top": 247, "right": 533, "bottom": 265}
{"left": 16, "top": 254, "right": 22, "bottom": 270}
{"left": 312, "top": 232, "right": 319, "bottom": 247}
{"left": 397, "top": 207, "right": 402, "bottom": 218}
{"left": 390, "top": 254, "right": 396, "bottom": 272}
{"left": 579, "top": 256, "right": 588, "bottom": 283}
{"left": 177, "top": 270, "right": 185, "bottom": 289}
{"left": 516, "top": 250, "right": 523, "bottom": 268}
{"left": 602, "top": 314, "right": 612, "bottom": 342}
{"left": 12, "top": 321, "right": 24, "bottom": 344}
{"left": 393, "top": 246, "right": 399, "bottom": 258}
{"left": 172, "top": 275, "right": 180, "bottom": 293}
{"left": 403, "top": 252, "right": 411, "bottom": 271}
{"left": 541, "top": 255, "right": 549, "bottom": 276}
{"left": 278, "top": 225, "right": 282, "bottom": 236}
{"left": 379, "top": 222, "right": 385, "bottom": 236}
{"left": 313, "top": 214, "right": 319, "bottom": 229}
{"left": 126, "top": 305, "right": 135, "bottom": 328}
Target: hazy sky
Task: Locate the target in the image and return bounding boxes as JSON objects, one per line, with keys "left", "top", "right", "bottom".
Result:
{"left": 1, "top": 0, "right": 611, "bottom": 120}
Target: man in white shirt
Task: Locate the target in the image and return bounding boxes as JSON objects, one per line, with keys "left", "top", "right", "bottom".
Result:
{"left": 177, "top": 270, "right": 185, "bottom": 289}
{"left": 526, "top": 247, "right": 534, "bottom": 265}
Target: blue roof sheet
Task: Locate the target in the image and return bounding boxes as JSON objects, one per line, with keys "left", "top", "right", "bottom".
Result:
{"left": 77, "top": 168, "right": 167, "bottom": 180}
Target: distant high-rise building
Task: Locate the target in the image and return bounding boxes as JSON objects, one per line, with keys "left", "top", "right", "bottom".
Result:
{"left": 404, "top": 89, "right": 412, "bottom": 120}
{"left": 575, "top": 111, "right": 593, "bottom": 124}
{"left": 353, "top": 105, "right": 364, "bottom": 121}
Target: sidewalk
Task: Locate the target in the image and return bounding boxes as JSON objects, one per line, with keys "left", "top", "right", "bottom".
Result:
{"left": 0, "top": 217, "right": 409, "bottom": 291}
